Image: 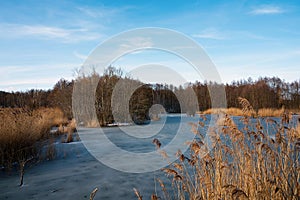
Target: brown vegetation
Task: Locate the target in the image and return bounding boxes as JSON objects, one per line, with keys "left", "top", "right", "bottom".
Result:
{"left": 138, "top": 97, "right": 300, "bottom": 199}
{"left": 202, "top": 107, "right": 299, "bottom": 117}
{"left": 0, "top": 107, "right": 68, "bottom": 169}
{"left": 89, "top": 188, "right": 99, "bottom": 200}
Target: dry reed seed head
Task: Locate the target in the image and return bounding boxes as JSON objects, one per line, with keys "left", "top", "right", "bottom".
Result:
{"left": 151, "top": 194, "right": 158, "bottom": 200}
{"left": 179, "top": 154, "right": 185, "bottom": 162}
{"left": 190, "top": 141, "right": 201, "bottom": 154}
{"left": 163, "top": 168, "right": 178, "bottom": 176}
{"left": 174, "top": 174, "right": 183, "bottom": 181}
{"left": 238, "top": 97, "right": 256, "bottom": 117}
{"left": 188, "top": 158, "right": 197, "bottom": 166}
{"left": 158, "top": 150, "right": 169, "bottom": 160}
{"left": 173, "top": 163, "right": 183, "bottom": 171}
{"left": 198, "top": 121, "right": 205, "bottom": 127}
{"left": 152, "top": 138, "right": 161, "bottom": 149}
{"left": 157, "top": 178, "right": 166, "bottom": 190}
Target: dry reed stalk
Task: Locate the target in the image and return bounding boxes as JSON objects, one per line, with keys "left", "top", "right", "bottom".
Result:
{"left": 133, "top": 188, "right": 143, "bottom": 200}
{"left": 19, "top": 157, "right": 33, "bottom": 187}
{"left": 89, "top": 188, "right": 98, "bottom": 200}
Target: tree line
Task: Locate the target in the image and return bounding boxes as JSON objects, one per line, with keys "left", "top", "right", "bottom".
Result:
{"left": 1, "top": 67, "right": 299, "bottom": 125}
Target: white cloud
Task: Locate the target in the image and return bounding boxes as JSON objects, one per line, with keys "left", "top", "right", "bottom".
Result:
{"left": 250, "top": 5, "right": 285, "bottom": 15}
{"left": 77, "top": 6, "right": 119, "bottom": 18}
{"left": 22, "top": 25, "right": 72, "bottom": 38}
{"left": 0, "top": 23, "right": 102, "bottom": 43}
{"left": 0, "top": 63, "right": 78, "bottom": 91}
{"left": 73, "top": 51, "right": 88, "bottom": 60}
{"left": 193, "top": 29, "right": 270, "bottom": 43}
{"left": 193, "top": 28, "right": 226, "bottom": 40}
{"left": 118, "top": 37, "right": 154, "bottom": 52}
{"left": 76, "top": 5, "right": 136, "bottom": 24}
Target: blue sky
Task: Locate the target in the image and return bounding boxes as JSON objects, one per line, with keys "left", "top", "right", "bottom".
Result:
{"left": 0, "top": 0, "right": 300, "bottom": 91}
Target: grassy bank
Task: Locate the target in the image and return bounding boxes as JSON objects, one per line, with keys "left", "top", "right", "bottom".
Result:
{"left": 201, "top": 107, "right": 300, "bottom": 117}
{"left": 0, "top": 107, "right": 71, "bottom": 169}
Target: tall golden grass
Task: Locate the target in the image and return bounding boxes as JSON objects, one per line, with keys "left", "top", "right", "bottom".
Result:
{"left": 137, "top": 97, "right": 300, "bottom": 199}
{"left": 258, "top": 108, "right": 284, "bottom": 117}
{"left": 202, "top": 107, "right": 298, "bottom": 117}
{"left": 202, "top": 107, "right": 245, "bottom": 116}
{"left": 0, "top": 107, "right": 68, "bottom": 169}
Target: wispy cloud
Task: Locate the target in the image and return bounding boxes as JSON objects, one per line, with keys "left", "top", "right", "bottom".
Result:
{"left": 192, "top": 28, "right": 226, "bottom": 40}
{"left": 0, "top": 23, "right": 102, "bottom": 43}
{"left": 193, "top": 29, "right": 270, "bottom": 43}
{"left": 0, "top": 63, "right": 78, "bottom": 91}
{"left": 77, "top": 6, "right": 119, "bottom": 18}
{"left": 76, "top": 5, "right": 136, "bottom": 23}
{"left": 73, "top": 51, "right": 88, "bottom": 60}
{"left": 250, "top": 5, "right": 285, "bottom": 15}
{"left": 119, "top": 37, "right": 153, "bottom": 51}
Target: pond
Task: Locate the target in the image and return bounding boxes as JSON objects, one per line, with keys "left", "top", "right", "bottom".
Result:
{"left": 0, "top": 114, "right": 298, "bottom": 199}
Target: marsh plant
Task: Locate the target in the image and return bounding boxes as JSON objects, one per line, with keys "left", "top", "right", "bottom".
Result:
{"left": 0, "top": 107, "right": 68, "bottom": 170}
{"left": 137, "top": 97, "right": 300, "bottom": 200}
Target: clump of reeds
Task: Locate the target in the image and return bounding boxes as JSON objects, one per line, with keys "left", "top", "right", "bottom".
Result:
{"left": 202, "top": 107, "right": 251, "bottom": 116}
{"left": 60, "top": 118, "right": 77, "bottom": 143}
{"left": 138, "top": 97, "right": 300, "bottom": 200}
{"left": 0, "top": 107, "right": 67, "bottom": 169}
{"left": 202, "top": 106, "right": 291, "bottom": 117}
{"left": 258, "top": 108, "right": 284, "bottom": 117}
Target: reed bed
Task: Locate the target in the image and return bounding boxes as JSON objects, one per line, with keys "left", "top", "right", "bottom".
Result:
{"left": 138, "top": 97, "right": 300, "bottom": 200}
{"left": 202, "top": 107, "right": 297, "bottom": 117}
{"left": 202, "top": 107, "right": 245, "bottom": 116}
{"left": 258, "top": 108, "right": 284, "bottom": 117}
{"left": 0, "top": 107, "right": 68, "bottom": 169}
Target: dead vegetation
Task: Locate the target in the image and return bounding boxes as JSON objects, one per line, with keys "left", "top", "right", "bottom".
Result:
{"left": 0, "top": 107, "right": 75, "bottom": 170}
{"left": 202, "top": 106, "right": 298, "bottom": 117}
{"left": 137, "top": 97, "right": 300, "bottom": 200}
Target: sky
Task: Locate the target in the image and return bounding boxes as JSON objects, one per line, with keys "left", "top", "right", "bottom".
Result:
{"left": 0, "top": 0, "right": 300, "bottom": 91}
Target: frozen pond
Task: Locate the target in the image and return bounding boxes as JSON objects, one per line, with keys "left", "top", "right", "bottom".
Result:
{"left": 1, "top": 114, "right": 298, "bottom": 199}
{"left": 0, "top": 114, "right": 200, "bottom": 200}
